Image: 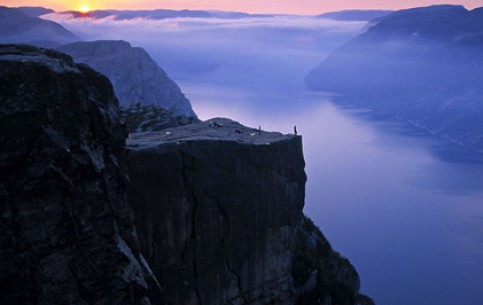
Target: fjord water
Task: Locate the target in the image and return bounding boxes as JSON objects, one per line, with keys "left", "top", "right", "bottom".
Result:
{"left": 188, "top": 86, "right": 483, "bottom": 305}
{"left": 51, "top": 14, "right": 483, "bottom": 305}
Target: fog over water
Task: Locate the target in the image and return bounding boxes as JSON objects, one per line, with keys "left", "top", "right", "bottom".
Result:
{"left": 46, "top": 13, "right": 483, "bottom": 305}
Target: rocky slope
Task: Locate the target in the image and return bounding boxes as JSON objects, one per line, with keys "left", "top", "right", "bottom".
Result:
{"left": 306, "top": 5, "right": 483, "bottom": 152}
{"left": 120, "top": 102, "right": 199, "bottom": 133}
{"left": 57, "top": 40, "right": 196, "bottom": 118}
{"left": 0, "top": 45, "right": 161, "bottom": 305}
{"left": 0, "top": 7, "right": 78, "bottom": 47}
{"left": 126, "top": 118, "right": 372, "bottom": 305}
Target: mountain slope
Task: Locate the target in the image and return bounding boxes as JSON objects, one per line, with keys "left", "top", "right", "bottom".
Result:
{"left": 18, "top": 6, "right": 54, "bottom": 17}
{"left": 58, "top": 40, "right": 197, "bottom": 118}
{"left": 317, "top": 10, "right": 393, "bottom": 21}
{"left": 0, "top": 6, "right": 77, "bottom": 47}
{"left": 306, "top": 5, "right": 483, "bottom": 152}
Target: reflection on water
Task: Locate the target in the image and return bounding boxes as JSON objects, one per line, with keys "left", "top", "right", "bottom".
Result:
{"left": 184, "top": 84, "right": 483, "bottom": 305}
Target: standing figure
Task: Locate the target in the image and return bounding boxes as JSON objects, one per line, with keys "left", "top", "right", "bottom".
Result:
{"left": 294, "top": 125, "right": 297, "bottom": 135}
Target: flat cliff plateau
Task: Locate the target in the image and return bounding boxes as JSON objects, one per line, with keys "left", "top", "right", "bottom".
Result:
{"left": 127, "top": 118, "right": 372, "bottom": 305}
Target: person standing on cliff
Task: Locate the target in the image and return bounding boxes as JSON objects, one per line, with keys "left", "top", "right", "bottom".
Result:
{"left": 294, "top": 125, "right": 297, "bottom": 135}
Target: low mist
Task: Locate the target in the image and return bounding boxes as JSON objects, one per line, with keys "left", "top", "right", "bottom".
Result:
{"left": 43, "top": 13, "right": 365, "bottom": 96}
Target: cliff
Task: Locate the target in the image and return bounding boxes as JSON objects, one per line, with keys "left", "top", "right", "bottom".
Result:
{"left": 306, "top": 5, "right": 483, "bottom": 152}
{"left": 57, "top": 40, "right": 197, "bottom": 118}
{"left": 1, "top": 45, "right": 371, "bottom": 305}
{"left": 0, "top": 45, "right": 160, "bottom": 304}
{"left": 126, "top": 118, "right": 371, "bottom": 305}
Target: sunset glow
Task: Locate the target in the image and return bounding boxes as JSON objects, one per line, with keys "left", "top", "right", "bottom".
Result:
{"left": 3, "top": 0, "right": 483, "bottom": 15}
{"left": 79, "top": 5, "right": 90, "bottom": 13}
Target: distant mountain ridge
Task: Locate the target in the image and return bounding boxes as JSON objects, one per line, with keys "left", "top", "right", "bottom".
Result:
{"left": 0, "top": 6, "right": 78, "bottom": 47}
{"left": 57, "top": 40, "right": 196, "bottom": 118}
{"left": 317, "top": 10, "right": 393, "bottom": 21}
{"left": 306, "top": 5, "right": 483, "bottom": 152}
{"left": 59, "top": 8, "right": 274, "bottom": 20}
{"left": 17, "top": 6, "right": 54, "bottom": 17}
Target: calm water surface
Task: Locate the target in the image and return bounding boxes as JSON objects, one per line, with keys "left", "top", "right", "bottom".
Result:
{"left": 184, "top": 83, "right": 483, "bottom": 305}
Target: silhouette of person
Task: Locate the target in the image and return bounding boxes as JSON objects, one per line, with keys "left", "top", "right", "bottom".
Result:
{"left": 294, "top": 125, "right": 297, "bottom": 135}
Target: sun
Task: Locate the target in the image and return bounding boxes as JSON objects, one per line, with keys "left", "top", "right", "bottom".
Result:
{"left": 79, "top": 5, "right": 90, "bottom": 13}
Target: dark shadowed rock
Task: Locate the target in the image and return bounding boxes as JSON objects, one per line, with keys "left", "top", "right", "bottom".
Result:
{"left": 0, "top": 44, "right": 161, "bottom": 305}
{"left": 57, "top": 40, "right": 197, "bottom": 118}
{"left": 126, "top": 118, "right": 370, "bottom": 305}
{"left": 127, "top": 119, "right": 306, "bottom": 305}
{"left": 293, "top": 216, "right": 373, "bottom": 305}
{"left": 0, "top": 7, "right": 78, "bottom": 47}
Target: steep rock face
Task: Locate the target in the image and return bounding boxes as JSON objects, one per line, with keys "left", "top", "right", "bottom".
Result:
{"left": 0, "top": 7, "right": 78, "bottom": 47}
{"left": 306, "top": 5, "right": 483, "bottom": 152}
{"left": 126, "top": 119, "right": 370, "bottom": 305}
{"left": 57, "top": 40, "right": 196, "bottom": 118}
{"left": 127, "top": 119, "right": 306, "bottom": 305}
{"left": 0, "top": 45, "right": 160, "bottom": 305}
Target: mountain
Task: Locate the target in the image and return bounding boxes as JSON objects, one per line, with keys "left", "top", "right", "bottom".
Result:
{"left": 306, "top": 5, "right": 483, "bottom": 152}
{"left": 57, "top": 40, "right": 197, "bottom": 118}
{"left": 1, "top": 44, "right": 373, "bottom": 305}
{"left": 17, "top": 6, "right": 54, "bottom": 17}
{"left": 317, "top": 10, "right": 393, "bottom": 21}
{"left": 62, "top": 9, "right": 274, "bottom": 20}
{"left": 0, "top": 6, "right": 78, "bottom": 47}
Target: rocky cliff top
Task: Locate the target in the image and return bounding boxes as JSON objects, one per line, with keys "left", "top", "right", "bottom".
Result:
{"left": 0, "top": 44, "right": 79, "bottom": 73}
{"left": 127, "top": 118, "right": 297, "bottom": 150}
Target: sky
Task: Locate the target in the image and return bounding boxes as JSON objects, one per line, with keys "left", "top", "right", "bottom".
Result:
{"left": 4, "top": 0, "right": 483, "bottom": 14}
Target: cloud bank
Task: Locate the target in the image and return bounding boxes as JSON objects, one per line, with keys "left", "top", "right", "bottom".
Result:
{"left": 43, "top": 12, "right": 365, "bottom": 89}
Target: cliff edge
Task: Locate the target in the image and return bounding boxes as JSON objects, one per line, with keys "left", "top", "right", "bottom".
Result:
{"left": 127, "top": 118, "right": 372, "bottom": 305}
